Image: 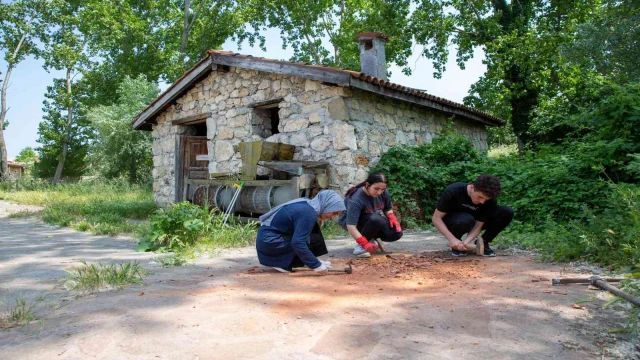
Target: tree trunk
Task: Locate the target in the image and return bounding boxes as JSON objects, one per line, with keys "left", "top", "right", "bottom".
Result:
{"left": 0, "top": 64, "right": 12, "bottom": 179}
{"left": 0, "top": 31, "right": 28, "bottom": 179}
{"left": 179, "top": 0, "right": 191, "bottom": 65}
{"left": 52, "top": 68, "right": 74, "bottom": 185}
{"left": 507, "top": 64, "right": 539, "bottom": 152}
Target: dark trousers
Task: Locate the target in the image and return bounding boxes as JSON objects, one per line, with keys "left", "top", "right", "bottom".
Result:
{"left": 357, "top": 213, "right": 404, "bottom": 242}
{"left": 442, "top": 206, "right": 514, "bottom": 243}
{"left": 289, "top": 222, "right": 328, "bottom": 269}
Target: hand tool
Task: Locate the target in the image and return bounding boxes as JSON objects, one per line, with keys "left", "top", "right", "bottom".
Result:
{"left": 290, "top": 264, "right": 353, "bottom": 274}
{"left": 552, "top": 276, "right": 640, "bottom": 307}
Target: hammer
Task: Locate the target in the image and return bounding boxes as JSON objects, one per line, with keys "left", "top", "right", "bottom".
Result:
{"left": 290, "top": 264, "right": 353, "bottom": 274}
{"left": 460, "top": 241, "right": 483, "bottom": 256}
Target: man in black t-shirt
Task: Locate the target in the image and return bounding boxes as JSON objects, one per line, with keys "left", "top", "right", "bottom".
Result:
{"left": 432, "top": 174, "right": 514, "bottom": 257}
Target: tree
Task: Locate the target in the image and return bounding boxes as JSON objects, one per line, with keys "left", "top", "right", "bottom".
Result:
{"left": 410, "top": 0, "right": 597, "bottom": 150}
{"left": 34, "top": 79, "right": 92, "bottom": 181}
{"left": 14, "top": 146, "right": 37, "bottom": 178}
{"left": 0, "top": 0, "right": 49, "bottom": 178}
{"left": 561, "top": 0, "right": 640, "bottom": 85}
{"left": 241, "top": 0, "right": 413, "bottom": 72}
{"left": 42, "top": 0, "right": 92, "bottom": 184}
{"left": 88, "top": 76, "right": 159, "bottom": 184}
{"left": 72, "top": 0, "right": 261, "bottom": 107}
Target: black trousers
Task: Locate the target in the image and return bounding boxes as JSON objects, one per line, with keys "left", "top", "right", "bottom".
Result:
{"left": 289, "top": 222, "right": 328, "bottom": 269}
{"left": 442, "top": 206, "right": 514, "bottom": 243}
{"left": 357, "top": 212, "right": 404, "bottom": 242}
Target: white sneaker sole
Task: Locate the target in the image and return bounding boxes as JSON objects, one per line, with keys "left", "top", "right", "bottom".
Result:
{"left": 354, "top": 251, "right": 371, "bottom": 258}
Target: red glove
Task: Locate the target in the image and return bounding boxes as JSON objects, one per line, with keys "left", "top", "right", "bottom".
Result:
{"left": 356, "top": 236, "right": 378, "bottom": 253}
{"left": 387, "top": 213, "right": 402, "bottom": 232}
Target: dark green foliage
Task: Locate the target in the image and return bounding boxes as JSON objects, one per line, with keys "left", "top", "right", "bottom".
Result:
{"left": 88, "top": 76, "right": 159, "bottom": 184}
{"left": 33, "top": 79, "right": 93, "bottom": 180}
{"left": 375, "top": 125, "right": 639, "bottom": 270}
{"left": 487, "top": 147, "right": 609, "bottom": 225}
{"left": 373, "top": 128, "right": 482, "bottom": 226}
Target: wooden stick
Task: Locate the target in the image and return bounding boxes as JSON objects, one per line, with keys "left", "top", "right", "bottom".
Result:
{"left": 552, "top": 277, "right": 625, "bottom": 285}
{"left": 553, "top": 276, "right": 640, "bottom": 307}
{"left": 592, "top": 279, "right": 640, "bottom": 307}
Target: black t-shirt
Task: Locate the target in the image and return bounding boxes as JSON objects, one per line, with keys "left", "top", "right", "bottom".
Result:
{"left": 436, "top": 182, "right": 497, "bottom": 222}
{"left": 338, "top": 187, "right": 393, "bottom": 227}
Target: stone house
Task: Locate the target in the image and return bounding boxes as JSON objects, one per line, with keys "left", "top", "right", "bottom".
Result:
{"left": 133, "top": 32, "right": 504, "bottom": 205}
{"left": 7, "top": 161, "right": 25, "bottom": 180}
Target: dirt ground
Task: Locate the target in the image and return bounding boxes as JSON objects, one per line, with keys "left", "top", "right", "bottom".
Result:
{"left": 0, "top": 200, "right": 637, "bottom": 360}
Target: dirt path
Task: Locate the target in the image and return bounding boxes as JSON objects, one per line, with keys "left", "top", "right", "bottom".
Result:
{"left": 0, "top": 201, "right": 636, "bottom": 359}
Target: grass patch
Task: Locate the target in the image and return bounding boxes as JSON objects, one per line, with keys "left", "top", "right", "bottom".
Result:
{"left": 62, "top": 260, "right": 149, "bottom": 293}
{"left": 321, "top": 219, "right": 347, "bottom": 239}
{"left": 137, "top": 202, "right": 257, "bottom": 255}
{"left": 154, "top": 254, "right": 191, "bottom": 267}
{"left": 0, "top": 180, "right": 156, "bottom": 236}
{"left": 488, "top": 144, "right": 518, "bottom": 158}
{"left": 8, "top": 210, "right": 43, "bottom": 219}
{"left": 0, "top": 296, "right": 45, "bottom": 329}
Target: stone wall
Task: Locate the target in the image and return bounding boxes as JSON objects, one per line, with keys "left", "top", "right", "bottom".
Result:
{"left": 150, "top": 66, "right": 489, "bottom": 204}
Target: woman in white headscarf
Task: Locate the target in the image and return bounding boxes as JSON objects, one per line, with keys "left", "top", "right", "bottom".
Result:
{"left": 256, "top": 190, "right": 346, "bottom": 273}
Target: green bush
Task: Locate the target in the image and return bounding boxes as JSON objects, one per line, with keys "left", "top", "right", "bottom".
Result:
{"left": 373, "top": 128, "right": 482, "bottom": 225}
{"left": 137, "top": 202, "right": 257, "bottom": 253}
{"left": 375, "top": 127, "right": 640, "bottom": 269}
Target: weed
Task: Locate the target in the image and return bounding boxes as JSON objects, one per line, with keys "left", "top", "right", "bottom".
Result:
{"left": 0, "top": 296, "right": 45, "bottom": 329}
{"left": 154, "top": 255, "right": 191, "bottom": 267}
{"left": 137, "top": 202, "right": 257, "bottom": 253}
{"left": 7, "top": 210, "right": 43, "bottom": 219}
{"left": 321, "top": 220, "right": 347, "bottom": 239}
{"left": 62, "top": 260, "right": 149, "bottom": 293}
{"left": 488, "top": 144, "right": 518, "bottom": 158}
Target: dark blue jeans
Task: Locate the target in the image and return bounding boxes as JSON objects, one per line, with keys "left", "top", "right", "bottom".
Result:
{"left": 357, "top": 213, "right": 404, "bottom": 242}
{"left": 442, "top": 206, "right": 514, "bottom": 243}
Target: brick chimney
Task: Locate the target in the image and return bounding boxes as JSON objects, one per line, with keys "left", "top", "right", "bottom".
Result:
{"left": 356, "top": 32, "right": 391, "bottom": 81}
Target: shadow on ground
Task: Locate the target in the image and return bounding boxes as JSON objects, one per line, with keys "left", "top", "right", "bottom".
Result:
{"left": 0, "top": 211, "right": 635, "bottom": 359}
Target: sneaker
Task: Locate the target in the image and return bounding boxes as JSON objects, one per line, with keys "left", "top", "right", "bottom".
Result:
{"left": 483, "top": 244, "right": 496, "bottom": 257}
{"left": 353, "top": 245, "right": 371, "bottom": 258}
{"left": 452, "top": 249, "right": 467, "bottom": 257}
{"left": 272, "top": 267, "right": 290, "bottom": 273}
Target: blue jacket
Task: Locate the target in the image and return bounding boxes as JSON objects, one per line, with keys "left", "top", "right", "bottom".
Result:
{"left": 256, "top": 202, "right": 321, "bottom": 269}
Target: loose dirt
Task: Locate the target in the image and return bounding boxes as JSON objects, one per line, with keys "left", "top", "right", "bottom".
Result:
{"left": 0, "top": 201, "right": 637, "bottom": 359}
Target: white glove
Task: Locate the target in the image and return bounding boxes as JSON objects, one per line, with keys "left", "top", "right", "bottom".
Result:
{"left": 313, "top": 262, "right": 329, "bottom": 273}
{"left": 319, "top": 260, "right": 332, "bottom": 269}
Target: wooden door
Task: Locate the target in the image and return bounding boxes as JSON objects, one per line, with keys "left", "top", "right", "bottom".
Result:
{"left": 177, "top": 136, "right": 208, "bottom": 201}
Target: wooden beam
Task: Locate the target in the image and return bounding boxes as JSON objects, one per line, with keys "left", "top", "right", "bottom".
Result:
{"left": 133, "top": 57, "right": 213, "bottom": 130}
{"left": 171, "top": 113, "right": 208, "bottom": 126}
{"left": 250, "top": 98, "right": 284, "bottom": 109}
{"left": 187, "top": 179, "right": 293, "bottom": 187}
{"left": 349, "top": 78, "right": 503, "bottom": 127}
{"left": 209, "top": 53, "right": 351, "bottom": 86}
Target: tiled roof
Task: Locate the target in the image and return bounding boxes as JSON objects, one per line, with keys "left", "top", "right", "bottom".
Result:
{"left": 133, "top": 50, "right": 504, "bottom": 129}
{"left": 205, "top": 50, "right": 503, "bottom": 126}
{"left": 7, "top": 161, "right": 26, "bottom": 168}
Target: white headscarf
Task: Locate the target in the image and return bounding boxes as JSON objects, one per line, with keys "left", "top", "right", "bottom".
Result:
{"left": 259, "top": 190, "right": 346, "bottom": 226}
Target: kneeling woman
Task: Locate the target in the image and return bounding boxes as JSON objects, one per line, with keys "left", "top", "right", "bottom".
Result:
{"left": 338, "top": 172, "right": 403, "bottom": 257}
{"left": 256, "top": 190, "right": 346, "bottom": 273}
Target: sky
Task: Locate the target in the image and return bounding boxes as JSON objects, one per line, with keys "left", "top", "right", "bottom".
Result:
{"left": 0, "top": 27, "right": 486, "bottom": 160}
